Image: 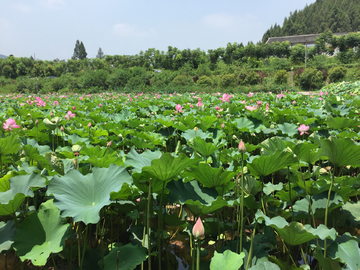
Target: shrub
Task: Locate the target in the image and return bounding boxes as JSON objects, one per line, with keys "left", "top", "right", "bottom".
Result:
{"left": 196, "top": 75, "right": 212, "bottom": 86}
{"left": 126, "top": 76, "right": 145, "bottom": 88}
{"left": 274, "top": 70, "right": 289, "bottom": 85}
{"left": 328, "top": 66, "right": 348, "bottom": 83}
{"left": 299, "top": 68, "right": 324, "bottom": 90}
{"left": 106, "top": 69, "right": 130, "bottom": 88}
{"left": 244, "top": 71, "right": 260, "bottom": 85}
{"left": 268, "top": 57, "right": 291, "bottom": 71}
{"left": 220, "top": 73, "right": 236, "bottom": 87}
{"left": 172, "top": 75, "right": 193, "bottom": 86}
{"left": 345, "top": 66, "right": 360, "bottom": 82}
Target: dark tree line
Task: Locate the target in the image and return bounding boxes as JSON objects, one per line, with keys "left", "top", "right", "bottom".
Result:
{"left": 262, "top": 0, "right": 360, "bottom": 42}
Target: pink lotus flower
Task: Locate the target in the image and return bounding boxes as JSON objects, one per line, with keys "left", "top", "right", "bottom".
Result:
{"left": 88, "top": 122, "right": 91, "bottom": 128}
{"left": 292, "top": 100, "right": 296, "bottom": 105}
{"left": 238, "top": 140, "right": 246, "bottom": 153}
{"left": 175, "top": 104, "right": 182, "bottom": 111}
{"left": 197, "top": 101, "right": 203, "bottom": 107}
{"left": 53, "top": 100, "right": 59, "bottom": 106}
{"left": 298, "top": 124, "right": 309, "bottom": 135}
{"left": 3, "top": 118, "right": 20, "bottom": 131}
{"left": 247, "top": 92, "right": 254, "bottom": 98}
{"left": 245, "top": 105, "right": 257, "bottom": 111}
{"left": 192, "top": 218, "right": 205, "bottom": 239}
{"left": 219, "top": 93, "right": 230, "bottom": 102}
{"left": 73, "top": 106, "right": 76, "bottom": 110}
{"left": 107, "top": 141, "right": 112, "bottom": 147}
{"left": 215, "top": 106, "right": 220, "bottom": 110}
{"left": 99, "top": 104, "right": 102, "bottom": 107}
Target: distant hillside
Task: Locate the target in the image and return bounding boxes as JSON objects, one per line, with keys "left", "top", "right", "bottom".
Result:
{"left": 0, "top": 54, "right": 7, "bottom": 59}
{"left": 262, "top": 0, "right": 360, "bottom": 43}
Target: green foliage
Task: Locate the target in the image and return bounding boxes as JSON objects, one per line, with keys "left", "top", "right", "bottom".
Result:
{"left": 221, "top": 73, "right": 236, "bottom": 87}
{"left": 172, "top": 74, "right": 193, "bottom": 86}
{"left": 244, "top": 71, "right": 261, "bottom": 85}
{"left": 345, "top": 66, "right": 360, "bottom": 82}
{"left": 268, "top": 57, "right": 291, "bottom": 71}
{"left": 328, "top": 66, "right": 348, "bottom": 83}
{"left": 274, "top": 70, "right": 289, "bottom": 85}
{"left": 2, "top": 65, "right": 14, "bottom": 79}
{"left": 299, "top": 68, "right": 324, "bottom": 90}
{"left": 196, "top": 75, "right": 212, "bottom": 86}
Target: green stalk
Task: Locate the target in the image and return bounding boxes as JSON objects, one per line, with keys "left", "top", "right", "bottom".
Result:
{"left": 157, "top": 182, "right": 165, "bottom": 270}
{"left": 288, "top": 166, "right": 294, "bottom": 218}
{"left": 52, "top": 253, "right": 58, "bottom": 270}
{"left": 216, "top": 211, "right": 221, "bottom": 252}
{"left": 245, "top": 223, "right": 256, "bottom": 270}
{"left": 147, "top": 178, "right": 152, "bottom": 270}
{"left": 324, "top": 166, "right": 335, "bottom": 258}
{"left": 0, "top": 154, "right": 2, "bottom": 178}
{"left": 80, "top": 225, "right": 88, "bottom": 270}
{"left": 191, "top": 234, "right": 195, "bottom": 270}
{"left": 239, "top": 152, "right": 245, "bottom": 254}
{"left": 196, "top": 240, "right": 200, "bottom": 270}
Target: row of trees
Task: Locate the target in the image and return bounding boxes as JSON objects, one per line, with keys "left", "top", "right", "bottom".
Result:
{"left": 71, "top": 40, "right": 105, "bottom": 60}
{"left": 1, "top": 32, "right": 359, "bottom": 80}
{"left": 262, "top": 0, "right": 360, "bottom": 42}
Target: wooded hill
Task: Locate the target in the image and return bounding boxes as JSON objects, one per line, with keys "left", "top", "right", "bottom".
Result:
{"left": 262, "top": 0, "right": 360, "bottom": 43}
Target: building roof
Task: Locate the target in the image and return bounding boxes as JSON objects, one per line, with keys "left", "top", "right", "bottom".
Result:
{"left": 266, "top": 32, "right": 357, "bottom": 46}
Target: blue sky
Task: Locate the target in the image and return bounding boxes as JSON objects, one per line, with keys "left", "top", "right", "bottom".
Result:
{"left": 1, "top": 0, "right": 315, "bottom": 60}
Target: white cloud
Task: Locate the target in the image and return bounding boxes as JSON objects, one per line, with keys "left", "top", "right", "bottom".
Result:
{"left": 113, "top": 23, "right": 157, "bottom": 38}
{"left": 14, "top": 4, "right": 34, "bottom": 13}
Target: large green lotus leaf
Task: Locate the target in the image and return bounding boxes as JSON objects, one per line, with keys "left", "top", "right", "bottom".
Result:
{"left": 43, "top": 117, "right": 62, "bottom": 130}
{"left": 13, "top": 200, "right": 70, "bottom": 266}
{"left": 247, "top": 150, "right": 297, "bottom": 177}
{"left": 23, "top": 145, "right": 51, "bottom": 167}
{"left": 314, "top": 136, "right": 360, "bottom": 167}
{"left": 234, "top": 117, "right": 257, "bottom": 133}
{"left": 64, "top": 134, "right": 90, "bottom": 145}
{"left": 313, "top": 247, "right": 342, "bottom": 270}
{"left": 167, "top": 180, "right": 226, "bottom": 215}
{"left": 142, "top": 153, "right": 199, "bottom": 182}
{"left": 327, "top": 116, "right": 358, "bottom": 130}
{"left": 199, "top": 115, "right": 218, "bottom": 131}
{"left": 168, "top": 179, "right": 218, "bottom": 205}
{"left": 312, "top": 192, "right": 343, "bottom": 218}
{"left": 188, "top": 137, "right": 220, "bottom": 157}
{"left": 210, "top": 250, "right": 245, "bottom": 270}
{"left": 101, "top": 243, "right": 147, "bottom": 270}
{"left": 21, "top": 137, "right": 52, "bottom": 155}
{"left": 48, "top": 164, "right": 133, "bottom": 224}
{"left": 0, "top": 134, "right": 21, "bottom": 156}
{"left": 186, "top": 163, "right": 236, "bottom": 188}
{"left": 293, "top": 142, "right": 323, "bottom": 164}
{"left": 131, "top": 136, "right": 156, "bottom": 149}
{"left": 256, "top": 211, "right": 336, "bottom": 246}
{"left": 86, "top": 156, "right": 124, "bottom": 168}
{"left": 342, "top": 201, "right": 360, "bottom": 225}
{"left": 181, "top": 129, "right": 211, "bottom": 141}
{"left": 186, "top": 196, "right": 228, "bottom": 216}
{"left": 132, "top": 171, "right": 165, "bottom": 194}
{"left": 277, "top": 123, "right": 298, "bottom": 137}
{"left": 0, "top": 173, "right": 47, "bottom": 215}
{"left": 248, "top": 261, "right": 281, "bottom": 270}
{"left": 0, "top": 221, "right": 15, "bottom": 252}
{"left": 125, "top": 148, "right": 162, "bottom": 173}
{"left": 327, "top": 234, "right": 360, "bottom": 270}
{"left": 179, "top": 115, "right": 197, "bottom": 129}
{"left": 260, "top": 136, "right": 294, "bottom": 156}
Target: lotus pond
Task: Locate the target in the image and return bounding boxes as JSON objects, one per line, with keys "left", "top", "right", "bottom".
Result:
{"left": 0, "top": 81, "right": 360, "bottom": 270}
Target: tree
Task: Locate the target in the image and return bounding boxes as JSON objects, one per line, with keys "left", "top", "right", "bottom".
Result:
{"left": 72, "top": 40, "right": 87, "bottom": 60}
{"left": 96, "top": 47, "right": 105, "bottom": 59}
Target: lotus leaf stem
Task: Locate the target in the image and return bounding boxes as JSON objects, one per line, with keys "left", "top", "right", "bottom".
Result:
{"left": 245, "top": 223, "right": 256, "bottom": 270}
{"left": 196, "top": 240, "right": 200, "bottom": 270}
{"left": 324, "top": 167, "right": 335, "bottom": 258}
{"left": 147, "top": 178, "right": 152, "bottom": 270}
{"left": 240, "top": 152, "right": 245, "bottom": 254}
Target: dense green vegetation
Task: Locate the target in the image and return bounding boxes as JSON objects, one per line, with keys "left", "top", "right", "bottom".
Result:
{"left": 262, "top": 0, "right": 360, "bottom": 42}
{"left": 1, "top": 32, "right": 360, "bottom": 94}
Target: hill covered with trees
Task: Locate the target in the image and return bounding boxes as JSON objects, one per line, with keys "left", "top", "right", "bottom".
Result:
{"left": 262, "top": 0, "right": 360, "bottom": 43}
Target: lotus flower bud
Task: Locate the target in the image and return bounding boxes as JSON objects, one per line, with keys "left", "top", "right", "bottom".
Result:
{"left": 238, "top": 140, "right": 246, "bottom": 153}
{"left": 60, "top": 126, "right": 64, "bottom": 131}
{"left": 192, "top": 218, "right": 205, "bottom": 239}
{"left": 88, "top": 122, "right": 91, "bottom": 128}
{"left": 35, "top": 119, "right": 39, "bottom": 125}
{"left": 107, "top": 141, "right": 112, "bottom": 148}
